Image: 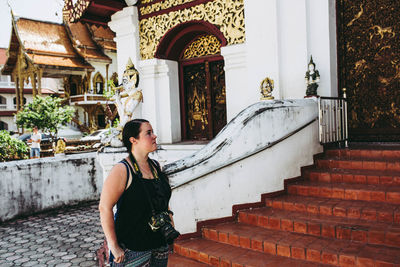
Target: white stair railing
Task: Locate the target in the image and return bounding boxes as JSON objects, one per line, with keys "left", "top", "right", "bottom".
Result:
{"left": 318, "top": 88, "right": 348, "bottom": 147}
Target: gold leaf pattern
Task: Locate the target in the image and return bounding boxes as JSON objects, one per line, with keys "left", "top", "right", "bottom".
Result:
{"left": 183, "top": 35, "right": 221, "bottom": 59}
{"left": 338, "top": 0, "right": 400, "bottom": 131}
{"left": 139, "top": 0, "right": 245, "bottom": 60}
{"left": 140, "top": 0, "right": 197, "bottom": 15}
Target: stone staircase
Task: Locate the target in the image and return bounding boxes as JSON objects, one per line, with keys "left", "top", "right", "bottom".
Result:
{"left": 170, "top": 146, "right": 400, "bottom": 266}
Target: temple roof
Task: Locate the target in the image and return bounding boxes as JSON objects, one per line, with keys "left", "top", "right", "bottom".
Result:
{"left": 63, "top": 0, "right": 126, "bottom": 26}
{"left": 66, "top": 21, "right": 112, "bottom": 62}
{"left": 2, "top": 17, "right": 95, "bottom": 77}
{"left": 89, "top": 24, "right": 116, "bottom": 52}
{"left": 0, "top": 48, "right": 7, "bottom": 65}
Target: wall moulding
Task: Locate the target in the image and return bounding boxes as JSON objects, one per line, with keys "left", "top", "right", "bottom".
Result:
{"left": 138, "top": 0, "right": 245, "bottom": 60}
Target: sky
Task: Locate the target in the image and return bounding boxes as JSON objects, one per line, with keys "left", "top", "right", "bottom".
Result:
{"left": 0, "top": 0, "right": 64, "bottom": 48}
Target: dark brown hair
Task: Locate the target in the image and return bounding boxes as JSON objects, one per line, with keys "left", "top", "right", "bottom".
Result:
{"left": 122, "top": 119, "right": 149, "bottom": 151}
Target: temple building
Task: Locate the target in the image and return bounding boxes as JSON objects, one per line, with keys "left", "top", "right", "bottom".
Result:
{"left": 1, "top": 15, "right": 118, "bottom": 133}
{"left": 62, "top": 0, "right": 400, "bottom": 143}
{"left": 62, "top": 0, "right": 400, "bottom": 266}
{"left": 0, "top": 47, "right": 60, "bottom": 132}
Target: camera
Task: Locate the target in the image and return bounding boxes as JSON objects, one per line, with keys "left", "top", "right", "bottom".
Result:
{"left": 148, "top": 212, "right": 180, "bottom": 244}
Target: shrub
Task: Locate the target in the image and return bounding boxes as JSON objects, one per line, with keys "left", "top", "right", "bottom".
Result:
{"left": 0, "top": 131, "right": 29, "bottom": 162}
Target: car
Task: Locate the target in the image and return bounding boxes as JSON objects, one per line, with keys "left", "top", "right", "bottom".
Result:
{"left": 17, "top": 133, "right": 65, "bottom": 143}
{"left": 80, "top": 129, "right": 109, "bottom": 142}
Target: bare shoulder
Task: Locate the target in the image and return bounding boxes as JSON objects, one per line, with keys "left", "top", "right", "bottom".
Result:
{"left": 105, "top": 163, "right": 127, "bottom": 186}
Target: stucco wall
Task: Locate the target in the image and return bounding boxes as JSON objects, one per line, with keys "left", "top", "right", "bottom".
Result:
{"left": 0, "top": 152, "right": 103, "bottom": 222}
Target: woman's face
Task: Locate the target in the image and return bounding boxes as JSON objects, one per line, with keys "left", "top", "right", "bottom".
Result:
{"left": 133, "top": 122, "right": 157, "bottom": 153}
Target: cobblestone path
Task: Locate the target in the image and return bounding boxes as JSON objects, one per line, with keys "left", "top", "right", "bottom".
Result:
{"left": 0, "top": 201, "right": 103, "bottom": 267}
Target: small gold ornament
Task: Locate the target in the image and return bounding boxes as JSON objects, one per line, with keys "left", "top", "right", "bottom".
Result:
{"left": 260, "top": 77, "right": 274, "bottom": 100}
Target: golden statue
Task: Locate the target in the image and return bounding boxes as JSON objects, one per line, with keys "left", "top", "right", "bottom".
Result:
{"left": 260, "top": 77, "right": 274, "bottom": 100}
{"left": 55, "top": 139, "right": 66, "bottom": 154}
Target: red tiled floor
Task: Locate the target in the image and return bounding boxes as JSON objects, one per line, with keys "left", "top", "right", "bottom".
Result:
{"left": 173, "top": 147, "right": 400, "bottom": 266}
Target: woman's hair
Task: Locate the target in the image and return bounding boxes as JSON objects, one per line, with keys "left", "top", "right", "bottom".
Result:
{"left": 122, "top": 119, "right": 149, "bottom": 151}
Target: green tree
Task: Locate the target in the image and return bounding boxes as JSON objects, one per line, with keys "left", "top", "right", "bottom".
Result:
{"left": 0, "top": 130, "right": 29, "bottom": 161}
{"left": 16, "top": 96, "right": 75, "bottom": 139}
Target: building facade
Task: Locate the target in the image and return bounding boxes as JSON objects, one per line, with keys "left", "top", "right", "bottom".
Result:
{"left": 1, "top": 16, "right": 118, "bottom": 133}
{"left": 0, "top": 48, "right": 59, "bottom": 132}
{"left": 63, "top": 0, "right": 399, "bottom": 142}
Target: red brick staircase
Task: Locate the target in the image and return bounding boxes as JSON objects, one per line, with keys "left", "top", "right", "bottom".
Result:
{"left": 169, "top": 146, "right": 400, "bottom": 266}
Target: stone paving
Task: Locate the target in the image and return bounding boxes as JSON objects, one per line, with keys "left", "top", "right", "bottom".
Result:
{"left": 0, "top": 201, "right": 103, "bottom": 267}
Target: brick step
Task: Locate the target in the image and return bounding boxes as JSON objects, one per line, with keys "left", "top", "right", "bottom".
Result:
{"left": 325, "top": 148, "right": 400, "bottom": 160}
{"left": 316, "top": 157, "right": 400, "bottom": 171}
{"left": 238, "top": 207, "right": 400, "bottom": 248}
{"left": 173, "top": 237, "right": 333, "bottom": 267}
{"left": 287, "top": 181, "right": 400, "bottom": 204}
{"left": 168, "top": 253, "right": 209, "bottom": 267}
{"left": 265, "top": 195, "right": 400, "bottom": 224}
{"left": 304, "top": 168, "right": 400, "bottom": 185}
{"left": 202, "top": 222, "right": 400, "bottom": 266}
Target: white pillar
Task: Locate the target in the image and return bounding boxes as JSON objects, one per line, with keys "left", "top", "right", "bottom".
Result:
{"left": 306, "top": 0, "right": 338, "bottom": 97}
{"left": 277, "top": 0, "right": 309, "bottom": 99}
{"left": 140, "top": 59, "right": 181, "bottom": 144}
{"left": 244, "top": 0, "right": 281, "bottom": 101}
{"left": 108, "top": 6, "right": 140, "bottom": 80}
{"left": 220, "top": 43, "right": 249, "bottom": 122}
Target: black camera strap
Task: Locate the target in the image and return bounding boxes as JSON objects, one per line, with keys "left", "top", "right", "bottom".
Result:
{"left": 128, "top": 152, "right": 157, "bottom": 216}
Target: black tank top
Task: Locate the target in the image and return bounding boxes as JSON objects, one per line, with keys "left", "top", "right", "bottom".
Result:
{"left": 114, "top": 159, "right": 171, "bottom": 251}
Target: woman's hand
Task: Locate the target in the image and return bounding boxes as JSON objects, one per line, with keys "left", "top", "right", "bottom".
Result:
{"left": 110, "top": 244, "right": 125, "bottom": 263}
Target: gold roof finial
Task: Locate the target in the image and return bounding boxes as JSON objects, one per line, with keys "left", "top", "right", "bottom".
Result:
{"left": 126, "top": 58, "right": 134, "bottom": 69}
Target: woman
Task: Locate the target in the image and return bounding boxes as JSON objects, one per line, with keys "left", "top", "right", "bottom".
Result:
{"left": 99, "top": 119, "right": 175, "bottom": 266}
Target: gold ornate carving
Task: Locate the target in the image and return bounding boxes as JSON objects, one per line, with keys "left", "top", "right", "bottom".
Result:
{"left": 183, "top": 35, "right": 221, "bottom": 59}
{"left": 260, "top": 77, "right": 274, "bottom": 100}
{"left": 63, "top": 0, "right": 91, "bottom": 23}
{"left": 140, "top": 0, "right": 157, "bottom": 4}
{"left": 338, "top": 0, "right": 400, "bottom": 135}
{"left": 140, "top": 0, "right": 197, "bottom": 15}
{"left": 188, "top": 86, "right": 208, "bottom": 130}
{"left": 139, "top": 0, "right": 245, "bottom": 59}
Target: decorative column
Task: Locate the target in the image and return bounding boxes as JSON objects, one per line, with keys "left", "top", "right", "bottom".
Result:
{"left": 37, "top": 68, "right": 43, "bottom": 96}
{"left": 140, "top": 59, "right": 181, "bottom": 144}
{"left": 19, "top": 77, "right": 24, "bottom": 110}
{"left": 220, "top": 43, "right": 248, "bottom": 122}
{"left": 31, "top": 73, "right": 37, "bottom": 98}
{"left": 108, "top": 6, "right": 141, "bottom": 79}
{"left": 14, "top": 76, "right": 20, "bottom": 111}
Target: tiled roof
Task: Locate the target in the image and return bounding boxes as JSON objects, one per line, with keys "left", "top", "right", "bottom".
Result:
{"left": 67, "top": 22, "right": 111, "bottom": 62}
{"left": 16, "top": 18, "right": 78, "bottom": 57}
{"left": 89, "top": 24, "right": 116, "bottom": 51}
{"left": 2, "top": 18, "right": 94, "bottom": 74}
{"left": 26, "top": 53, "right": 93, "bottom": 69}
{"left": 0, "top": 48, "right": 7, "bottom": 65}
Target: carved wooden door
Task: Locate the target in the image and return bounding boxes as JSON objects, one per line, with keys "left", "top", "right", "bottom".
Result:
{"left": 181, "top": 59, "right": 227, "bottom": 140}
{"left": 337, "top": 0, "right": 400, "bottom": 141}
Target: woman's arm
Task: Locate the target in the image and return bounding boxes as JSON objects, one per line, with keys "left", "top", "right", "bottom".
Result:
{"left": 99, "top": 163, "right": 127, "bottom": 264}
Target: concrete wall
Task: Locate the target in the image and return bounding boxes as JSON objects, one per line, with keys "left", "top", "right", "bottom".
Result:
{"left": 0, "top": 152, "right": 103, "bottom": 222}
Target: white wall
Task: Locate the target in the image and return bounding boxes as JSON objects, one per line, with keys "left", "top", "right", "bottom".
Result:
{"left": 0, "top": 153, "right": 103, "bottom": 222}
{"left": 241, "top": 0, "right": 338, "bottom": 106}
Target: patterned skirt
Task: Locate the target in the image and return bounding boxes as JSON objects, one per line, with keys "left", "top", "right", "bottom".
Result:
{"left": 110, "top": 245, "right": 169, "bottom": 267}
